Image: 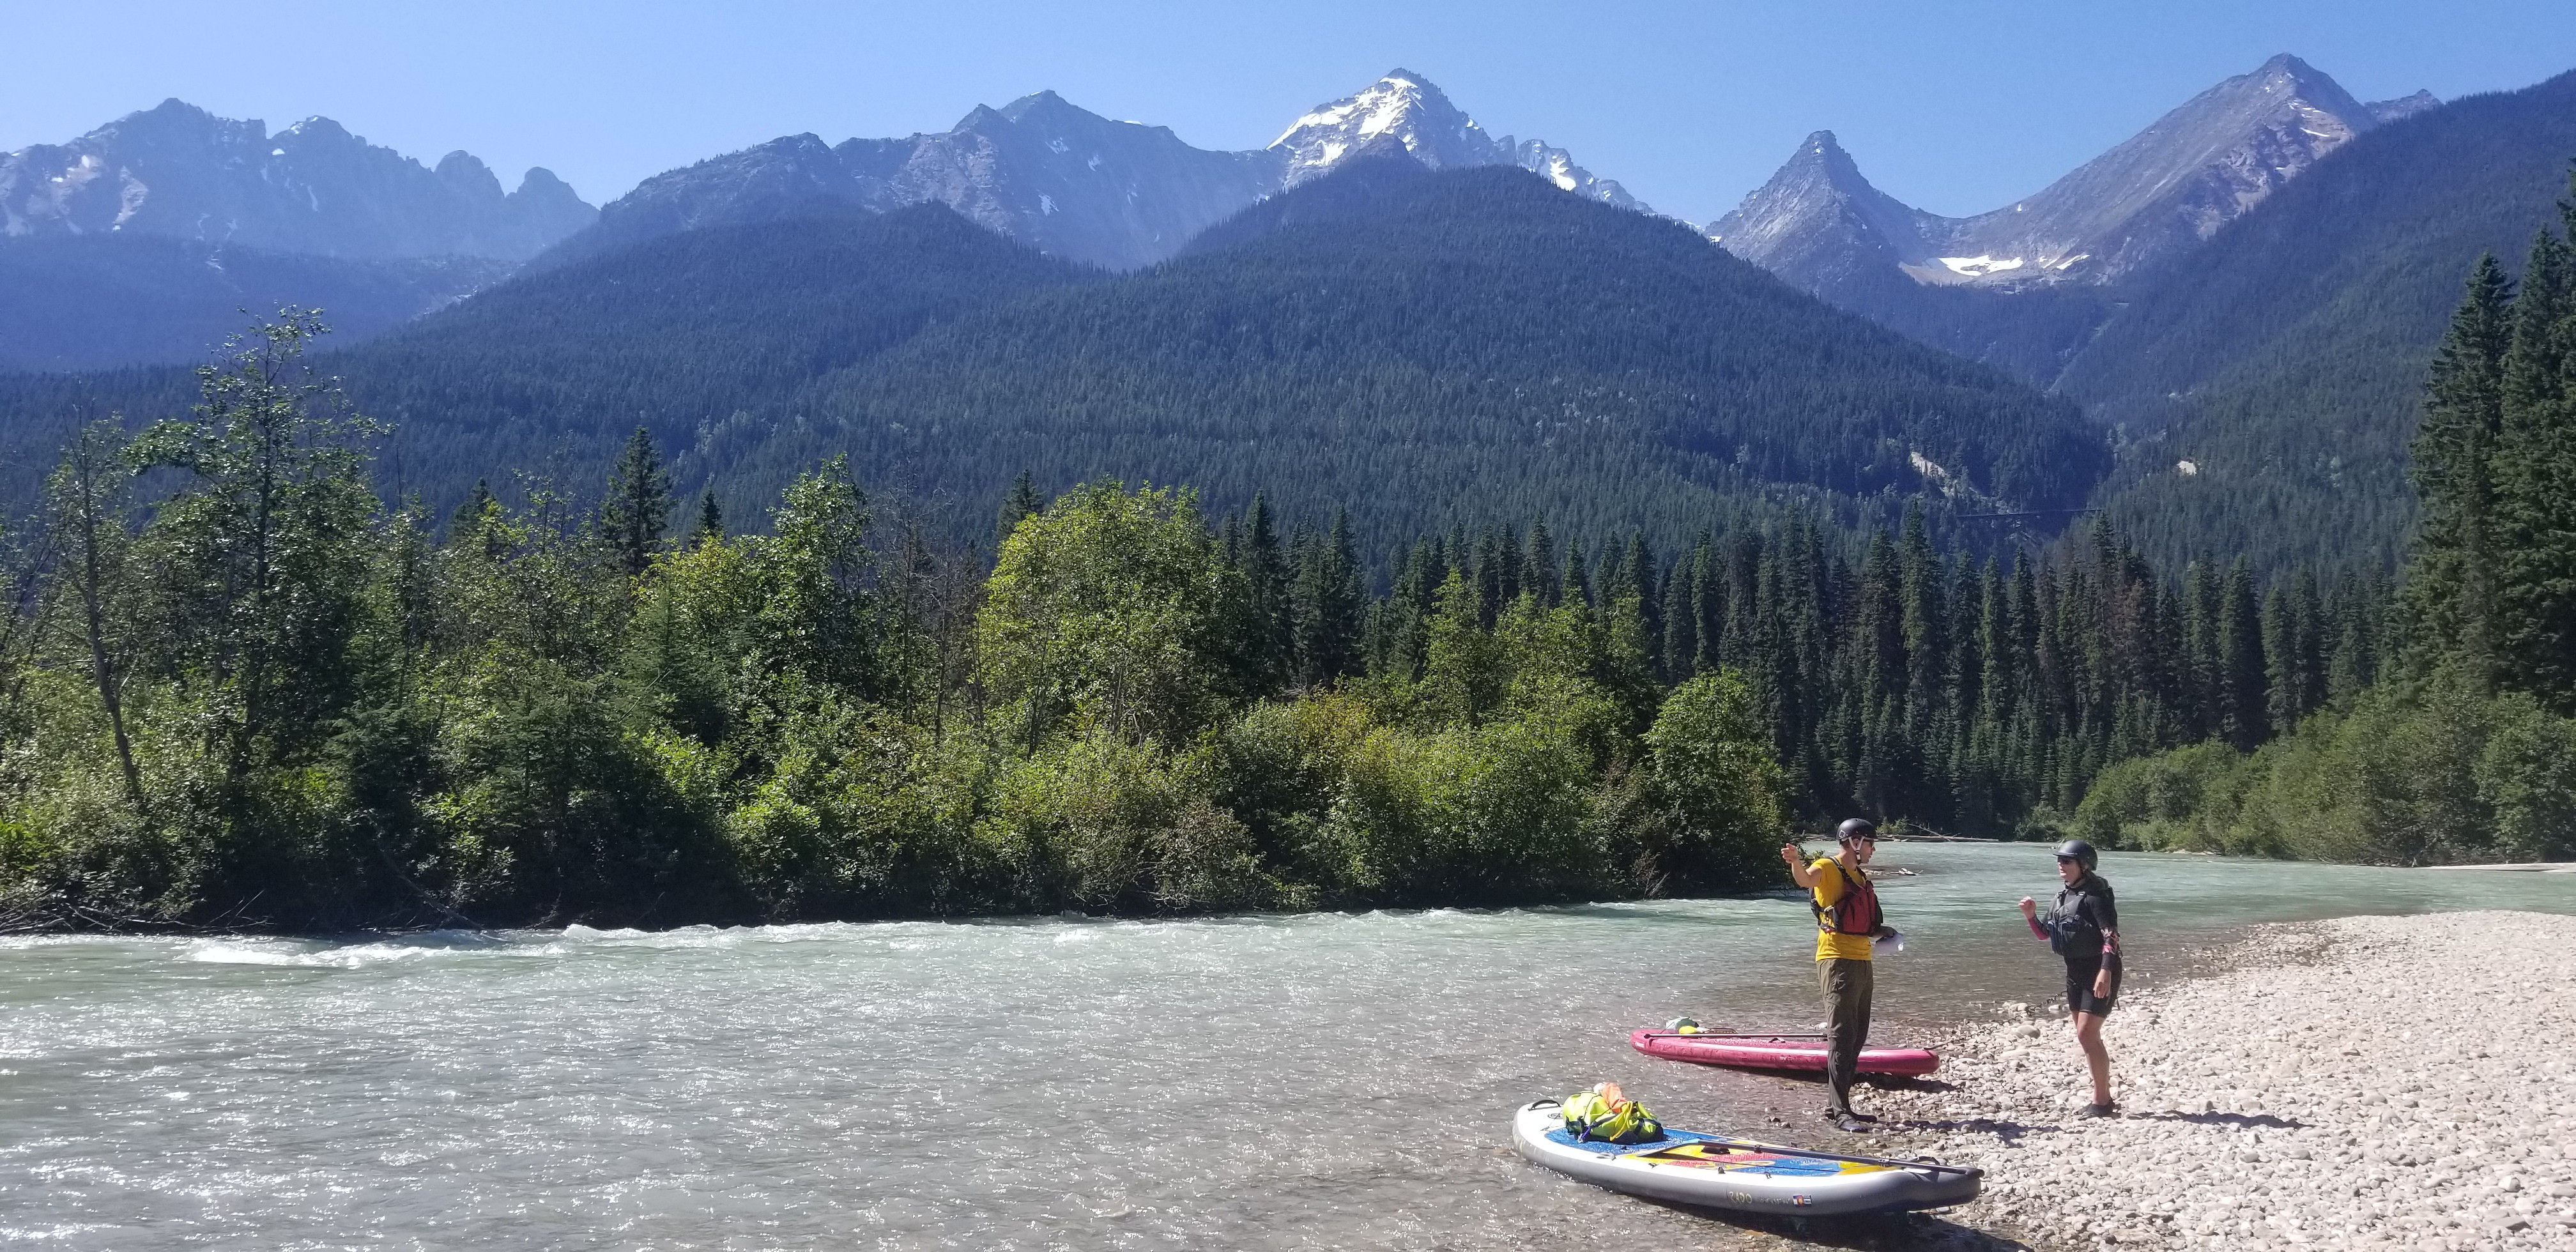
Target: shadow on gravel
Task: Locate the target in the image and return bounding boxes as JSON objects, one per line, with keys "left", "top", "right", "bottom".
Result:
{"left": 1634, "top": 1198, "right": 2032, "bottom": 1251}
{"left": 2126, "top": 1110, "right": 2307, "bottom": 1129}
{"left": 1885, "top": 1116, "right": 2032, "bottom": 1145}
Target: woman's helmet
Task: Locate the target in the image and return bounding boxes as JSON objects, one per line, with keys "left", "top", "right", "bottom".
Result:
{"left": 2054, "top": 839, "right": 2098, "bottom": 871}
{"left": 1837, "top": 818, "right": 1878, "bottom": 843}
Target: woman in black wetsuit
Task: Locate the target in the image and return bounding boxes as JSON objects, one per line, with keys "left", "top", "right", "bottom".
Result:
{"left": 2018, "top": 839, "right": 2121, "bottom": 1117}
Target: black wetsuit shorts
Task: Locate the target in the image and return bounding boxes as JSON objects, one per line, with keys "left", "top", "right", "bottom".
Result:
{"left": 2066, "top": 954, "right": 2121, "bottom": 1016}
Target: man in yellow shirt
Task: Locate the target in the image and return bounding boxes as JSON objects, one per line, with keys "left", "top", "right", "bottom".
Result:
{"left": 1781, "top": 818, "right": 1893, "bottom": 1132}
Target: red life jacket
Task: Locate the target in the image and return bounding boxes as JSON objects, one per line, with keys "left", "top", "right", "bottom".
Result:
{"left": 1811, "top": 859, "right": 1882, "bottom": 936}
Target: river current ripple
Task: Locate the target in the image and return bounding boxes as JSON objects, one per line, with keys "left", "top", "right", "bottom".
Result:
{"left": 4, "top": 845, "right": 2572, "bottom": 1249}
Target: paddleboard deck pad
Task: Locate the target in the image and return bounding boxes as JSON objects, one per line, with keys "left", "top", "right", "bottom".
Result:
{"left": 1632, "top": 1028, "right": 1941, "bottom": 1076}
{"left": 1511, "top": 1100, "right": 1980, "bottom": 1217}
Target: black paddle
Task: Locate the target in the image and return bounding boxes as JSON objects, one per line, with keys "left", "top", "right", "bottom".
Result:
{"left": 1657, "top": 1134, "right": 1982, "bottom": 1178}
{"left": 1644, "top": 1030, "right": 1830, "bottom": 1040}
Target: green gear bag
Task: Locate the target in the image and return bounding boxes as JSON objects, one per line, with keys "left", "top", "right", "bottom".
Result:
{"left": 1561, "top": 1090, "right": 1666, "bottom": 1143}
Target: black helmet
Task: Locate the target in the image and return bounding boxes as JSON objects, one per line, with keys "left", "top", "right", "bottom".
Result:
{"left": 2054, "top": 839, "right": 2098, "bottom": 871}
{"left": 1837, "top": 818, "right": 1879, "bottom": 843}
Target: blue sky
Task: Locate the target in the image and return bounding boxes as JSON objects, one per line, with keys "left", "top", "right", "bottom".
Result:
{"left": 8, "top": 1, "right": 2572, "bottom": 221}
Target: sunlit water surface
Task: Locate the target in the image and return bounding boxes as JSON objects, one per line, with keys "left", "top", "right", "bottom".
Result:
{"left": 4, "top": 846, "right": 2572, "bottom": 1249}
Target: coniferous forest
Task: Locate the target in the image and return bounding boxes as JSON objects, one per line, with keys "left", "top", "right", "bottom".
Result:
{"left": 2076, "top": 191, "right": 2576, "bottom": 866}
{"left": 0, "top": 301, "right": 2433, "bottom": 932}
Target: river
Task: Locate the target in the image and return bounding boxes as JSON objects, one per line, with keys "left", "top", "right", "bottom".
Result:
{"left": 5, "top": 845, "right": 2573, "bottom": 1249}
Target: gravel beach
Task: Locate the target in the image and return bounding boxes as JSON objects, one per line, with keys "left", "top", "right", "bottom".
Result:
{"left": 1864, "top": 910, "right": 2576, "bottom": 1250}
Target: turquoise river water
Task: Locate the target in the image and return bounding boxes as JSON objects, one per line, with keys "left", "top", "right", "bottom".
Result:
{"left": 4, "top": 844, "right": 2573, "bottom": 1249}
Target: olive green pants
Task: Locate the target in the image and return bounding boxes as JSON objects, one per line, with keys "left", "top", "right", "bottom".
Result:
{"left": 1818, "top": 957, "right": 1874, "bottom": 1114}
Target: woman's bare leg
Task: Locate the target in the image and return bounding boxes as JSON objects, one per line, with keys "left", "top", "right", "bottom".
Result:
{"left": 2073, "top": 1011, "right": 2112, "bottom": 1106}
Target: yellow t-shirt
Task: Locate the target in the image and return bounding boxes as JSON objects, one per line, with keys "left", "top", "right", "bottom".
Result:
{"left": 1809, "top": 857, "right": 1875, "bottom": 962}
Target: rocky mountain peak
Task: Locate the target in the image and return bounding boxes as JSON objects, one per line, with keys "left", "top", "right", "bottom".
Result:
{"left": 576, "top": 88, "right": 1282, "bottom": 272}
{"left": 1776, "top": 132, "right": 1870, "bottom": 185}
{"left": 436, "top": 150, "right": 505, "bottom": 198}
{"left": 0, "top": 100, "right": 595, "bottom": 262}
{"left": 278, "top": 115, "right": 357, "bottom": 146}
{"left": 2366, "top": 89, "right": 2442, "bottom": 124}
{"left": 1708, "top": 130, "right": 1937, "bottom": 284}
{"left": 996, "top": 90, "right": 1083, "bottom": 125}
{"left": 1266, "top": 69, "right": 1642, "bottom": 211}
{"left": 1269, "top": 69, "right": 1497, "bottom": 185}
{"left": 1714, "top": 52, "right": 2405, "bottom": 295}
{"left": 2253, "top": 52, "right": 2328, "bottom": 82}
{"left": 1928, "top": 52, "right": 2383, "bottom": 284}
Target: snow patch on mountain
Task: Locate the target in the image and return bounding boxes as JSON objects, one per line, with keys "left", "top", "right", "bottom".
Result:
{"left": 1938, "top": 255, "right": 2025, "bottom": 277}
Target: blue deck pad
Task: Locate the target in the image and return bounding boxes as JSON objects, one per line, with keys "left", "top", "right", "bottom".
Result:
{"left": 1543, "top": 1126, "right": 1710, "bottom": 1156}
{"left": 1542, "top": 1127, "right": 1854, "bottom": 1175}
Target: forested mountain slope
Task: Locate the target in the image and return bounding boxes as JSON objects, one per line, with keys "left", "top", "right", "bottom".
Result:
{"left": 342, "top": 205, "right": 1100, "bottom": 500}
{"left": 0, "top": 205, "right": 1100, "bottom": 510}
{"left": 715, "top": 160, "right": 2108, "bottom": 553}
{"left": 0, "top": 236, "right": 509, "bottom": 372}
{"left": 2065, "top": 68, "right": 2576, "bottom": 574}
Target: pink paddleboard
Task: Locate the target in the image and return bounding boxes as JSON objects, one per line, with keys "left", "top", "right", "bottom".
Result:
{"left": 1630, "top": 1028, "right": 1942, "bottom": 1076}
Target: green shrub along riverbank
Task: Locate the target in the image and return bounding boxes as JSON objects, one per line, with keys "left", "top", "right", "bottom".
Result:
{"left": 2076, "top": 198, "right": 2576, "bottom": 867}
{"left": 2073, "top": 675, "right": 2576, "bottom": 864}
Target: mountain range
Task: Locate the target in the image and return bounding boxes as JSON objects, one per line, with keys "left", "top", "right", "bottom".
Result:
{"left": 1712, "top": 56, "right": 2434, "bottom": 294}
{"left": 556, "top": 69, "right": 1638, "bottom": 272}
{"left": 8, "top": 58, "right": 2576, "bottom": 581}
{"left": 1, "top": 97, "right": 594, "bottom": 261}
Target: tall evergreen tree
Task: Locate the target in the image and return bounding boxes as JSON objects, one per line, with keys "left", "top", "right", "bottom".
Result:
{"left": 1561, "top": 537, "right": 1591, "bottom": 609}
{"left": 450, "top": 478, "right": 496, "bottom": 543}
{"left": 601, "top": 426, "right": 673, "bottom": 577}
{"left": 2216, "top": 556, "right": 2268, "bottom": 750}
{"left": 1623, "top": 533, "right": 1660, "bottom": 647}
{"left": 2488, "top": 201, "right": 2576, "bottom": 706}
{"left": 2407, "top": 254, "right": 2516, "bottom": 685}
{"left": 2179, "top": 558, "right": 2218, "bottom": 740}
{"left": 995, "top": 469, "right": 1042, "bottom": 550}
{"left": 1689, "top": 537, "right": 1724, "bottom": 676}
{"left": 689, "top": 489, "right": 724, "bottom": 546}
{"left": 1292, "top": 508, "right": 1367, "bottom": 687}
{"left": 1233, "top": 492, "right": 1293, "bottom": 692}
{"left": 1661, "top": 556, "right": 1698, "bottom": 682}
{"left": 1473, "top": 528, "right": 1505, "bottom": 626}
{"left": 1522, "top": 519, "right": 1559, "bottom": 607}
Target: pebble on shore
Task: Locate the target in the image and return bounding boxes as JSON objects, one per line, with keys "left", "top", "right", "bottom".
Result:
{"left": 1870, "top": 910, "right": 2576, "bottom": 1251}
